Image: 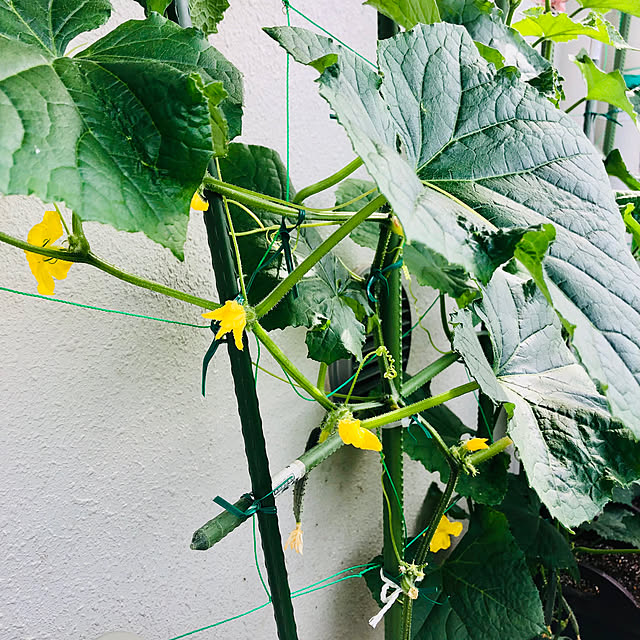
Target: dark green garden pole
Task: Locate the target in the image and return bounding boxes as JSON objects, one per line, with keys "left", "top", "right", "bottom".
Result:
{"left": 376, "top": 16, "right": 403, "bottom": 640}
{"left": 203, "top": 193, "right": 299, "bottom": 640}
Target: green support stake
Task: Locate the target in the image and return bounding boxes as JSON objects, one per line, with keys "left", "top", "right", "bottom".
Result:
{"left": 376, "top": 17, "right": 403, "bottom": 640}
{"left": 380, "top": 228, "right": 405, "bottom": 640}
{"left": 603, "top": 12, "right": 632, "bottom": 155}
{"left": 203, "top": 192, "right": 299, "bottom": 640}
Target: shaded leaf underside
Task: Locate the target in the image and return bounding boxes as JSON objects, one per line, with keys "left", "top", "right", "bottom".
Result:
{"left": 452, "top": 270, "right": 640, "bottom": 527}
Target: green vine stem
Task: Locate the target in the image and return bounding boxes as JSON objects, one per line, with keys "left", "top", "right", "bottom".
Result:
{"left": 317, "top": 362, "right": 328, "bottom": 390}
{"left": 400, "top": 352, "right": 459, "bottom": 397}
{"left": 0, "top": 230, "right": 221, "bottom": 311}
{"left": 574, "top": 546, "right": 640, "bottom": 555}
{"left": 191, "top": 433, "right": 345, "bottom": 550}
{"left": 466, "top": 436, "right": 512, "bottom": 466}
{"left": 204, "top": 175, "right": 387, "bottom": 223}
{"left": 252, "top": 322, "right": 336, "bottom": 411}
{"left": 255, "top": 194, "right": 388, "bottom": 318}
{"left": 401, "top": 466, "right": 461, "bottom": 640}
{"left": 565, "top": 97, "right": 586, "bottom": 114}
{"left": 400, "top": 436, "right": 511, "bottom": 639}
{"left": 361, "top": 381, "right": 479, "bottom": 430}
{"left": 293, "top": 157, "right": 363, "bottom": 204}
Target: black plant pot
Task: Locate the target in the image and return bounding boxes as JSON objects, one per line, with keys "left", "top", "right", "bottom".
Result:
{"left": 562, "top": 562, "right": 640, "bottom": 640}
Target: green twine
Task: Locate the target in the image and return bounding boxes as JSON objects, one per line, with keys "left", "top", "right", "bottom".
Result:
{"left": 282, "top": 1, "right": 378, "bottom": 69}
{"left": 0, "top": 285, "right": 209, "bottom": 328}
{"left": 285, "top": 1, "right": 291, "bottom": 203}
{"left": 402, "top": 296, "right": 439, "bottom": 338}
{"left": 168, "top": 560, "right": 379, "bottom": 639}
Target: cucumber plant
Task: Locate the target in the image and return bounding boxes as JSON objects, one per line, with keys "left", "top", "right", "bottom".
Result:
{"left": 1, "top": 0, "right": 640, "bottom": 639}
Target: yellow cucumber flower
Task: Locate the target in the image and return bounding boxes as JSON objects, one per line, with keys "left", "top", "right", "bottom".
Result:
{"left": 464, "top": 437, "right": 489, "bottom": 452}
{"left": 25, "top": 210, "right": 72, "bottom": 296}
{"left": 430, "top": 515, "right": 463, "bottom": 553}
{"left": 191, "top": 192, "right": 209, "bottom": 211}
{"left": 284, "top": 522, "right": 304, "bottom": 554}
{"left": 338, "top": 416, "right": 382, "bottom": 452}
{"left": 202, "top": 300, "right": 247, "bottom": 350}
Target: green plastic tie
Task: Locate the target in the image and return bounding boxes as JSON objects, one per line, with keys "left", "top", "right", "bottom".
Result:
{"left": 366, "top": 259, "right": 403, "bottom": 303}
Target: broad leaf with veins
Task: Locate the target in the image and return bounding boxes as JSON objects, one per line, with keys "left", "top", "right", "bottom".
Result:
{"left": 0, "top": 6, "right": 240, "bottom": 258}
{"left": 267, "top": 22, "right": 640, "bottom": 427}
{"left": 453, "top": 270, "right": 640, "bottom": 527}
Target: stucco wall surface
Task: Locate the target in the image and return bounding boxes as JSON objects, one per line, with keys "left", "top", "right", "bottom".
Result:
{"left": 0, "top": 1, "right": 637, "bottom": 640}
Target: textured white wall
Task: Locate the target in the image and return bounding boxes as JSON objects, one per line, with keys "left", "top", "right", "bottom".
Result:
{"left": 0, "top": 2, "right": 460, "bottom": 639}
{"left": 0, "top": 1, "right": 637, "bottom": 639}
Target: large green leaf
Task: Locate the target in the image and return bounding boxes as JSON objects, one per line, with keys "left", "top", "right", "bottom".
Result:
{"left": 0, "top": 0, "right": 111, "bottom": 56}
{"left": 496, "top": 473, "right": 577, "bottom": 573}
{"left": 583, "top": 504, "right": 640, "bottom": 548}
{"left": 452, "top": 270, "right": 640, "bottom": 527}
{"left": 190, "top": 0, "right": 230, "bottom": 35}
{"left": 364, "top": 0, "right": 441, "bottom": 27}
{"left": 0, "top": 11, "right": 235, "bottom": 258}
{"left": 577, "top": 0, "right": 640, "bottom": 18}
{"left": 414, "top": 507, "right": 545, "bottom": 640}
{"left": 218, "top": 144, "right": 368, "bottom": 364}
{"left": 437, "top": 0, "right": 551, "bottom": 82}
{"left": 513, "top": 7, "right": 633, "bottom": 48}
{"left": 81, "top": 13, "right": 244, "bottom": 139}
{"left": 574, "top": 53, "right": 636, "bottom": 122}
{"left": 267, "top": 22, "right": 640, "bottom": 427}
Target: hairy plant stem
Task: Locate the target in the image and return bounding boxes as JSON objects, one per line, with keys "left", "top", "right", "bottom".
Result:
{"left": 466, "top": 436, "right": 512, "bottom": 466}
{"left": 376, "top": 220, "right": 405, "bottom": 639}
{"left": 361, "top": 381, "right": 479, "bottom": 430}
{"left": 565, "top": 96, "right": 586, "bottom": 114}
{"left": 293, "top": 157, "right": 363, "bottom": 204}
{"left": 415, "top": 467, "right": 461, "bottom": 567}
{"left": 317, "top": 362, "right": 328, "bottom": 390}
{"left": 204, "top": 176, "right": 387, "bottom": 222}
{"left": 439, "top": 294, "right": 453, "bottom": 344}
{"left": 560, "top": 593, "right": 581, "bottom": 639}
{"left": 252, "top": 322, "right": 336, "bottom": 411}
{"left": 505, "top": 0, "right": 518, "bottom": 26}
{"left": 0, "top": 230, "right": 220, "bottom": 310}
{"left": 400, "top": 352, "right": 459, "bottom": 397}
{"left": 255, "top": 194, "right": 387, "bottom": 318}
{"left": 574, "top": 546, "right": 640, "bottom": 555}
{"left": 544, "top": 569, "right": 558, "bottom": 627}
{"left": 401, "top": 438, "right": 513, "bottom": 637}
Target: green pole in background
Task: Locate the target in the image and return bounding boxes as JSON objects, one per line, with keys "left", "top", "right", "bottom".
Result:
{"left": 603, "top": 12, "right": 632, "bottom": 155}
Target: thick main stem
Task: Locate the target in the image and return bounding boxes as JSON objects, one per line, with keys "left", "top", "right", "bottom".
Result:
{"left": 204, "top": 194, "right": 298, "bottom": 640}
{"left": 255, "top": 194, "right": 387, "bottom": 318}
{"left": 378, "top": 223, "right": 405, "bottom": 640}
